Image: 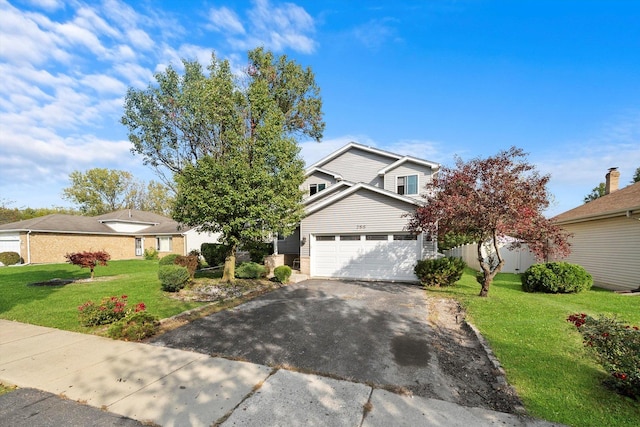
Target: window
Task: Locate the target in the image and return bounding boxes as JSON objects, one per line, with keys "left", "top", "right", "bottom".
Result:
{"left": 316, "top": 235, "right": 335, "bottom": 241}
{"left": 394, "top": 234, "right": 417, "bottom": 240}
{"left": 339, "top": 235, "right": 360, "bottom": 241}
{"left": 397, "top": 175, "right": 418, "bottom": 195}
{"left": 156, "top": 236, "right": 173, "bottom": 252}
{"left": 309, "top": 183, "right": 326, "bottom": 196}
{"left": 366, "top": 235, "right": 388, "bottom": 241}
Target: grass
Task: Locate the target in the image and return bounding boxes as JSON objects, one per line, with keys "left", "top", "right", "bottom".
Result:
{"left": 428, "top": 268, "right": 640, "bottom": 427}
{"left": 0, "top": 260, "right": 205, "bottom": 332}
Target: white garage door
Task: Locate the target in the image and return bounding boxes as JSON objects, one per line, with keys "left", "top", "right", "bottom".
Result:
{"left": 0, "top": 235, "right": 20, "bottom": 254}
{"left": 312, "top": 234, "right": 420, "bottom": 281}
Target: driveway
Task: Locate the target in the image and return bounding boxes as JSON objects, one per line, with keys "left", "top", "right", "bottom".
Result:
{"left": 150, "top": 279, "right": 520, "bottom": 412}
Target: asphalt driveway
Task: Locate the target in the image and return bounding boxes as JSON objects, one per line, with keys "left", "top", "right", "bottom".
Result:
{"left": 150, "top": 279, "right": 514, "bottom": 410}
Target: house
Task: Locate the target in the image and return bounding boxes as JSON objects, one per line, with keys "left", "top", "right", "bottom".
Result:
{"left": 0, "top": 209, "right": 215, "bottom": 264}
{"left": 275, "top": 142, "right": 440, "bottom": 282}
{"left": 553, "top": 168, "right": 640, "bottom": 291}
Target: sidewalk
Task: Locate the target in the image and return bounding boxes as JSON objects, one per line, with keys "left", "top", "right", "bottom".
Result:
{"left": 0, "top": 320, "right": 564, "bottom": 426}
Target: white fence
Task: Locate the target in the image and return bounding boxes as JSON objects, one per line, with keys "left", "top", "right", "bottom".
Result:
{"left": 444, "top": 241, "right": 537, "bottom": 274}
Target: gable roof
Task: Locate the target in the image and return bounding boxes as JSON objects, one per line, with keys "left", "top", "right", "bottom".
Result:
{"left": 304, "top": 167, "right": 344, "bottom": 180}
{"left": 307, "top": 142, "right": 401, "bottom": 170}
{"left": 377, "top": 156, "right": 440, "bottom": 175}
{"left": 553, "top": 181, "right": 640, "bottom": 224}
{"left": 306, "top": 182, "right": 421, "bottom": 215}
{"left": 0, "top": 210, "right": 187, "bottom": 235}
{"left": 303, "top": 180, "right": 355, "bottom": 206}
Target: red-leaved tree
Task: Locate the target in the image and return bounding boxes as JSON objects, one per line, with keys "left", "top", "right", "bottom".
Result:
{"left": 407, "top": 147, "right": 571, "bottom": 297}
{"left": 65, "top": 251, "right": 111, "bottom": 279}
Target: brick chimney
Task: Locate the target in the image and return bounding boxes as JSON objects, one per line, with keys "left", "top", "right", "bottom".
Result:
{"left": 605, "top": 167, "right": 620, "bottom": 195}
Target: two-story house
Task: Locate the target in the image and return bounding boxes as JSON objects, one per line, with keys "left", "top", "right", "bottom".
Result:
{"left": 276, "top": 142, "right": 440, "bottom": 282}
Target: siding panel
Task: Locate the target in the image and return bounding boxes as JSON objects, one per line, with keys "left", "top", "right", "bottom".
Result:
{"left": 560, "top": 216, "right": 640, "bottom": 290}
{"left": 321, "top": 148, "right": 390, "bottom": 187}
{"left": 383, "top": 163, "right": 434, "bottom": 198}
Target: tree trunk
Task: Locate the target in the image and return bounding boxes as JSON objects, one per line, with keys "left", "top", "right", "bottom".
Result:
{"left": 90, "top": 267, "right": 95, "bottom": 280}
{"left": 221, "top": 245, "right": 236, "bottom": 283}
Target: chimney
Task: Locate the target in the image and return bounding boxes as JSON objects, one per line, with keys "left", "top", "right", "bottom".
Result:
{"left": 605, "top": 167, "right": 620, "bottom": 195}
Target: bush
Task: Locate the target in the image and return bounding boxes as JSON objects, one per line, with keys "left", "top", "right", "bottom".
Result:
{"left": 107, "top": 312, "right": 160, "bottom": 341}
{"left": 143, "top": 248, "right": 159, "bottom": 260}
{"left": 77, "top": 295, "right": 145, "bottom": 326}
{"left": 175, "top": 255, "right": 199, "bottom": 278}
{"left": 158, "top": 253, "right": 180, "bottom": 266}
{"left": 201, "top": 243, "right": 231, "bottom": 267}
{"left": 158, "top": 265, "right": 190, "bottom": 292}
{"left": 568, "top": 313, "right": 640, "bottom": 399}
{"left": 414, "top": 257, "right": 466, "bottom": 287}
{"left": 0, "top": 251, "right": 21, "bottom": 266}
{"left": 243, "top": 241, "right": 274, "bottom": 263}
{"left": 274, "top": 265, "right": 292, "bottom": 283}
{"left": 522, "top": 262, "right": 592, "bottom": 293}
{"left": 235, "top": 262, "right": 267, "bottom": 279}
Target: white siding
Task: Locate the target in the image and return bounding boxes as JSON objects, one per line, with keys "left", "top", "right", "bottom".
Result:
{"left": 302, "top": 171, "right": 337, "bottom": 197}
{"left": 300, "top": 189, "right": 416, "bottom": 257}
{"left": 320, "top": 148, "right": 390, "bottom": 188}
{"left": 185, "top": 229, "right": 221, "bottom": 254}
{"left": 0, "top": 232, "right": 20, "bottom": 253}
{"left": 383, "top": 162, "right": 435, "bottom": 199}
{"left": 560, "top": 216, "right": 640, "bottom": 291}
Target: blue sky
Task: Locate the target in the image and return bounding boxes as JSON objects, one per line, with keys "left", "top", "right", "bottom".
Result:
{"left": 1, "top": 0, "right": 639, "bottom": 217}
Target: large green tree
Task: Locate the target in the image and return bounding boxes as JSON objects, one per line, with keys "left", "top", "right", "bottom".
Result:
{"left": 62, "top": 168, "right": 172, "bottom": 216}
{"left": 122, "top": 48, "right": 324, "bottom": 281}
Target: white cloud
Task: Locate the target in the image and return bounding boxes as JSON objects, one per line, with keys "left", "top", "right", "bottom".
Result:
{"left": 207, "top": 6, "right": 245, "bottom": 34}
{"left": 352, "top": 18, "right": 401, "bottom": 50}
{"left": 22, "top": 0, "right": 62, "bottom": 12}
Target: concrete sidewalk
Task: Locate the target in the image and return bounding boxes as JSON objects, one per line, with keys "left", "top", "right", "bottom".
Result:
{"left": 0, "top": 320, "right": 563, "bottom": 426}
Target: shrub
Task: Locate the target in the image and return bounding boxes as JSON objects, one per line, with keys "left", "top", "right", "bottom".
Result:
{"left": 175, "top": 255, "right": 199, "bottom": 278}
{"left": 201, "top": 243, "right": 231, "bottom": 267}
{"left": 0, "top": 251, "right": 21, "bottom": 266}
{"left": 77, "top": 295, "right": 145, "bottom": 326}
{"left": 107, "top": 312, "right": 159, "bottom": 341}
{"left": 522, "top": 262, "right": 592, "bottom": 293}
{"left": 414, "top": 257, "right": 466, "bottom": 287}
{"left": 235, "top": 262, "right": 267, "bottom": 279}
{"left": 567, "top": 313, "right": 640, "bottom": 399}
{"left": 143, "top": 248, "right": 159, "bottom": 260}
{"left": 243, "top": 241, "right": 274, "bottom": 263}
{"left": 158, "top": 253, "right": 180, "bottom": 266}
{"left": 274, "top": 265, "right": 292, "bottom": 283}
{"left": 158, "top": 265, "right": 190, "bottom": 292}
{"left": 65, "top": 250, "right": 110, "bottom": 279}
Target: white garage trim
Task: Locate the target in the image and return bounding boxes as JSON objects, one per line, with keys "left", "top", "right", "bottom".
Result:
{"left": 310, "top": 233, "right": 421, "bottom": 282}
{"left": 0, "top": 234, "right": 20, "bottom": 254}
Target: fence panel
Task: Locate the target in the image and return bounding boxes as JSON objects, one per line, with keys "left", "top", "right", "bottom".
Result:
{"left": 445, "top": 241, "right": 536, "bottom": 274}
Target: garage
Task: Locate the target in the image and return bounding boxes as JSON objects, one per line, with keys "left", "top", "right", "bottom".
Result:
{"left": 0, "top": 234, "right": 20, "bottom": 254}
{"left": 311, "top": 233, "right": 421, "bottom": 281}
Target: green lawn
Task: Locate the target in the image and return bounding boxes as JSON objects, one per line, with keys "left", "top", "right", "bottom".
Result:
{"left": 0, "top": 260, "right": 204, "bottom": 332}
{"left": 429, "top": 268, "right": 640, "bottom": 427}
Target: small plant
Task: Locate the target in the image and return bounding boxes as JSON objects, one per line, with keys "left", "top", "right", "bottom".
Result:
{"left": 107, "top": 311, "right": 159, "bottom": 341}
{"left": 274, "top": 265, "right": 292, "bottom": 283}
{"left": 235, "top": 262, "right": 267, "bottom": 279}
{"left": 158, "top": 253, "right": 180, "bottom": 266}
{"left": 158, "top": 265, "right": 190, "bottom": 292}
{"left": 567, "top": 313, "right": 640, "bottom": 400}
{"left": 522, "top": 262, "right": 592, "bottom": 293}
{"left": 77, "top": 295, "right": 146, "bottom": 326}
{"left": 0, "top": 251, "right": 21, "bottom": 266}
{"left": 64, "top": 250, "right": 110, "bottom": 279}
{"left": 143, "top": 248, "right": 159, "bottom": 260}
{"left": 414, "top": 257, "right": 466, "bottom": 287}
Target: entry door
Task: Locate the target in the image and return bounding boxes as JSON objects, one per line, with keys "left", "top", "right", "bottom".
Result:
{"left": 135, "top": 238, "right": 143, "bottom": 256}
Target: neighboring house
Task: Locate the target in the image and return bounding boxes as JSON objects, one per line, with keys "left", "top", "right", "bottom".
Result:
{"left": 0, "top": 209, "right": 218, "bottom": 264}
{"left": 276, "top": 142, "right": 440, "bottom": 282}
{"left": 553, "top": 168, "right": 640, "bottom": 291}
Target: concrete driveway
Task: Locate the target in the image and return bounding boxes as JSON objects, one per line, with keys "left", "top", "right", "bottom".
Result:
{"left": 150, "top": 279, "right": 516, "bottom": 411}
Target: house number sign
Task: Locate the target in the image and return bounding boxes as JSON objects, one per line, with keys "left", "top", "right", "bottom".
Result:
{"left": 356, "top": 225, "right": 366, "bottom": 229}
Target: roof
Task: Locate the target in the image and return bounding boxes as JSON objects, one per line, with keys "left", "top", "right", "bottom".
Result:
{"left": 304, "top": 167, "right": 344, "bottom": 180}
{"left": 0, "top": 210, "right": 187, "bottom": 235}
{"left": 306, "top": 142, "right": 440, "bottom": 173}
{"left": 553, "top": 181, "right": 640, "bottom": 224}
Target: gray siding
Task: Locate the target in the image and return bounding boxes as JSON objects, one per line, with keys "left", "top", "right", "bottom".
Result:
{"left": 302, "top": 171, "right": 337, "bottom": 198}
{"left": 560, "top": 216, "right": 640, "bottom": 291}
{"left": 383, "top": 162, "right": 435, "bottom": 199}
{"left": 277, "top": 227, "right": 300, "bottom": 255}
{"left": 300, "top": 189, "right": 416, "bottom": 257}
{"left": 320, "top": 148, "right": 390, "bottom": 188}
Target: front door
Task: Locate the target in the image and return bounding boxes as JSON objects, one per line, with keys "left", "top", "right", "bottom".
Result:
{"left": 135, "top": 238, "right": 143, "bottom": 256}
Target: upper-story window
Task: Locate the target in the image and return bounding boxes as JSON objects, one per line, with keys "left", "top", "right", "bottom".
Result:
{"left": 397, "top": 175, "right": 418, "bottom": 195}
{"left": 309, "top": 183, "right": 326, "bottom": 196}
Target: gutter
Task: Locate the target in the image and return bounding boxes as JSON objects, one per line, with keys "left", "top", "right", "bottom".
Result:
{"left": 26, "top": 230, "right": 31, "bottom": 264}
